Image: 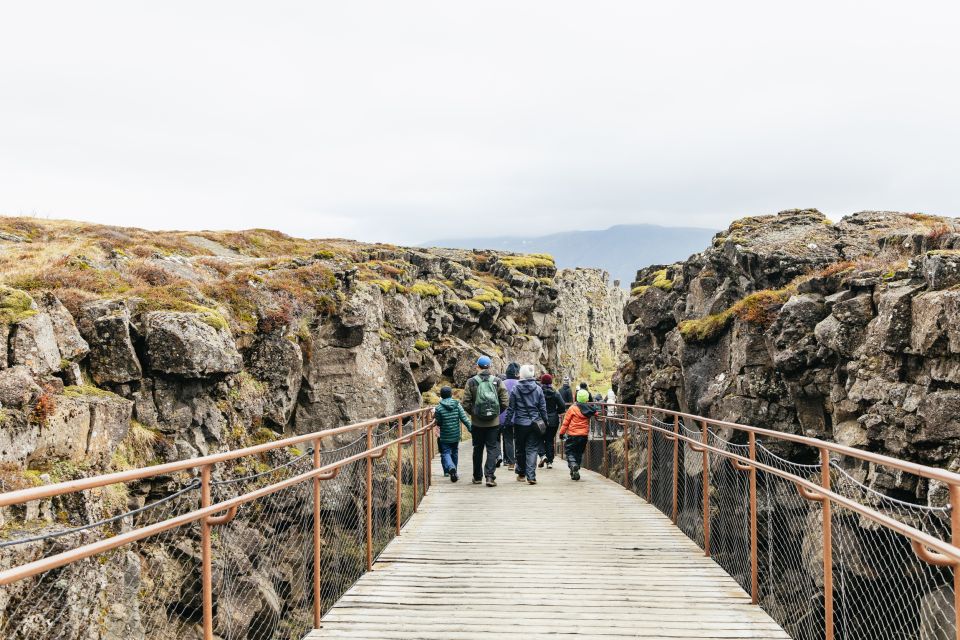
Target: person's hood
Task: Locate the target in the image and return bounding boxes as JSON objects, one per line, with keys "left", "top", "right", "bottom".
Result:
{"left": 439, "top": 397, "right": 459, "bottom": 409}
{"left": 542, "top": 384, "right": 555, "bottom": 391}
{"left": 515, "top": 378, "right": 540, "bottom": 396}
{"left": 577, "top": 402, "right": 598, "bottom": 416}
{"left": 505, "top": 362, "right": 520, "bottom": 380}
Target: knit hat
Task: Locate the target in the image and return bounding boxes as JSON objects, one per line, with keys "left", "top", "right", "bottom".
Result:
{"left": 519, "top": 364, "right": 536, "bottom": 380}
{"left": 576, "top": 389, "right": 590, "bottom": 403}
{"left": 476, "top": 355, "right": 492, "bottom": 369}
{"left": 540, "top": 374, "right": 553, "bottom": 386}
{"left": 440, "top": 386, "right": 452, "bottom": 399}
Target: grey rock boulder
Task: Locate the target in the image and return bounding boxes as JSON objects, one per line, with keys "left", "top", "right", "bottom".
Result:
{"left": 246, "top": 335, "right": 303, "bottom": 427}
{"left": 8, "top": 304, "right": 61, "bottom": 375}
{"left": 78, "top": 300, "right": 143, "bottom": 385}
{"left": 0, "top": 365, "right": 42, "bottom": 410}
{"left": 144, "top": 312, "right": 242, "bottom": 378}
{"left": 38, "top": 292, "right": 89, "bottom": 360}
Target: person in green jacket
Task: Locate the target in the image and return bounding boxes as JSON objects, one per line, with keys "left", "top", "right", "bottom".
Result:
{"left": 433, "top": 386, "right": 471, "bottom": 483}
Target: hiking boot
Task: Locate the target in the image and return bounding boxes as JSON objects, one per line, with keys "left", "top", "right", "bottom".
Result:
{"left": 443, "top": 472, "right": 449, "bottom": 477}
{"left": 516, "top": 474, "right": 526, "bottom": 482}
{"left": 496, "top": 458, "right": 502, "bottom": 468}
{"left": 538, "top": 458, "right": 546, "bottom": 468}
{"left": 546, "top": 462, "right": 553, "bottom": 469}
{"left": 485, "top": 477, "right": 496, "bottom": 487}
{"left": 506, "top": 463, "right": 515, "bottom": 470}
{"left": 472, "top": 478, "right": 482, "bottom": 484}
{"left": 450, "top": 469, "right": 458, "bottom": 483}
{"left": 572, "top": 466, "right": 581, "bottom": 481}
{"left": 527, "top": 478, "right": 537, "bottom": 485}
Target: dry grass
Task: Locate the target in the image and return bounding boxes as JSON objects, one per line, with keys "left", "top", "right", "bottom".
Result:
{"left": 679, "top": 286, "right": 796, "bottom": 343}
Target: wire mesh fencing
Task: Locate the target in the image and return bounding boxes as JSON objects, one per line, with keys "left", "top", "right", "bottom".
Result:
{"left": 0, "top": 409, "right": 436, "bottom": 640}
{"left": 587, "top": 404, "right": 960, "bottom": 640}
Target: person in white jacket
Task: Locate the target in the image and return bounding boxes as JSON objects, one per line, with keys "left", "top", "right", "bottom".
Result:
{"left": 604, "top": 385, "right": 619, "bottom": 436}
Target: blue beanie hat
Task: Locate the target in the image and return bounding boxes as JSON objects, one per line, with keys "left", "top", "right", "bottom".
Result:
{"left": 476, "top": 355, "right": 492, "bottom": 368}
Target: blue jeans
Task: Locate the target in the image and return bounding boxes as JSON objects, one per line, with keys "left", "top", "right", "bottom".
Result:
{"left": 439, "top": 441, "right": 459, "bottom": 474}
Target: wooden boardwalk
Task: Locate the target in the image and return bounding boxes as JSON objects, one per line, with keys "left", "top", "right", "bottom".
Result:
{"left": 307, "top": 444, "right": 789, "bottom": 639}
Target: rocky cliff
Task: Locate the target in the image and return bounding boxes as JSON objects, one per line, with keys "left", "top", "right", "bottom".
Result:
{"left": 0, "top": 217, "right": 625, "bottom": 486}
{"left": 616, "top": 208, "right": 960, "bottom": 497}
{"left": 615, "top": 209, "right": 960, "bottom": 639}
{"left": 0, "top": 217, "right": 625, "bottom": 639}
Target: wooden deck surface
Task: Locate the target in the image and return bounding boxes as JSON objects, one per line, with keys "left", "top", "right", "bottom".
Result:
{"left": 306, "top": 443, "right": 789, "bottom": 639}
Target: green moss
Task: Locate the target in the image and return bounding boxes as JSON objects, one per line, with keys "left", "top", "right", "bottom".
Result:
{"left": 927, "top": 249, "right": 960, "bottom": 256}
{"left": 312, "top": 249, "right": 336, "bottom": 259}
{"left": 499, "top": 254, "right": 555, "bottom": 271}
{"left": 464, "top": 300, "right": 484, "bottom": 312}
{"left": 63, "top": 384, "right": 121, "bottom": 399}
{"left": 422, "top": 391, "right": 441, "bottom": 405}
{"left": 651, "top": 269, "right": 673, "bottom": 291}
{"left": 631, "top": 285, "right": 649, "bottom": 296}
{"left": 679, "top": 310, "right": 735, "bottom": 343}
{"left": 379, "top": 328, "right": 395, "bottom": 341}
{"left": 0, "top": 286, "right": 37, "bottom": 325}
{"left": 409, "top": 282, "right": 442, "bottom": 297}
{"left": 368, "top": 279, "right": 397, "bottom": 294}
{"left": 414, "top": 339, "right": 431, "bottom": 351}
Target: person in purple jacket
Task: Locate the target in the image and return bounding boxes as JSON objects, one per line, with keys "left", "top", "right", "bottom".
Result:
{"left": 497, "top": 362, "right": 520, "bottom": 469}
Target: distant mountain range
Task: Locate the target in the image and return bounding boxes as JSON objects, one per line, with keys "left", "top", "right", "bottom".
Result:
{"left": 423, "top": 224, "right": 718, "bottom": 288}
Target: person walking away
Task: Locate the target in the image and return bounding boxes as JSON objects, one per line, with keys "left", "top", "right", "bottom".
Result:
{"left": 504, "top": 364, "right": 549, "bottom": 485}
{"left": 560, "top": 391, "right": 597, "bottom": 481}
{"left": 538, "top": 374, "right": 565, "bottom": 469}
{"left": 498, "top": 362, "right": 521, "bottom": 469}
{"left": 433, "top": 386, "right": 471, "bottom": 483}
{"left": 558, "top": 377, "right": 574, "bottom": 405}
{"left": 604, "top": 383, "right": 619, "bottom": 437}
{"left": 462, "top": 356, "right": 509, "bottom": 487}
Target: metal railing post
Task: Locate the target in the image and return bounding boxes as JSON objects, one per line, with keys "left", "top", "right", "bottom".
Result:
{"left": 602, "top": 413, "right": 609, "bottom": 478}
{"left": 200, "top": 464, "right": 215, "bottom": 640}
{"left": 646, "top": 409, "right": 653, "bottom": 502}
{"left": 423, "top": 417, "right": 430, "bottom": 491}
{"left": 748, "top": 432, "right": 758, "bottom": 605}
{"left": 821, "top": 447, "right": 834, "bottom": 640}
{"left": 365, "top": 426, "right": 374, "bottom": 572}
{"left": 672, "top": 415, "right": 679, "bottom": 524}
{"left": 395, "top": 420, "right": 403, "bottom": 535}
{"left": 952, "top": 483, "right": 960, "bottom": 640}
{"left": 701, "top": 421, "right": 710, "bottom": 556}
{"left": 412, "top": 414, "right": 419, "bottom": 513}
{"left": 312, "top": 438, "right": 323, "bottom": 627}
{"left": 623, "top": 416, "right": 630, "bottom": 490}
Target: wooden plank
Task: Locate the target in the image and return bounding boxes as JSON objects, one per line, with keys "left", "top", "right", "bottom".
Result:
{"left": 305, "top": 443, "right": 789, "bottom": 639}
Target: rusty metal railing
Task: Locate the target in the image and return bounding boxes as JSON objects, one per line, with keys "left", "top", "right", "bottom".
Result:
{"left": 0, "top": 408, "right": 436, "bottom": 639}
{"left": 566, "top": 402, "right": 960, "bottom": 640}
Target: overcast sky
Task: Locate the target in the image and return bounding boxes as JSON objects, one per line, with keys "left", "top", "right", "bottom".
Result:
{"left": 1, "top": 2, "right": 958, "bottom": 245}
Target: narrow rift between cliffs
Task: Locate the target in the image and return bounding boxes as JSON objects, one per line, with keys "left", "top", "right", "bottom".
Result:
{"left": 4, "top": 210, "right": 960, "bottom": 639}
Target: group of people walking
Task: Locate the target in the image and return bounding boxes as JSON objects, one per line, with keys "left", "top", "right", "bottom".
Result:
{"left": 432, "top": 355, "right": 617, "bottom": 487}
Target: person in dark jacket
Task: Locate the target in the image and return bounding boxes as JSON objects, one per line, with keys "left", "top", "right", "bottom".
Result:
{"left": 503, "top": 364, "right": 549, "bottom": 484}
{"left": 558, "top": 377, "right": 574, "bottom": 405}
{"left": 462, "top": 355, "right": 510, "bottom": 487}
{"left": 537, "top": 374, "right": 565, "bottom": 469}
{"left": 433, "top": 386, "right": 471, "bottom": 483}
{"left": 497, "top": 362, "right": 521, "bottom": 469}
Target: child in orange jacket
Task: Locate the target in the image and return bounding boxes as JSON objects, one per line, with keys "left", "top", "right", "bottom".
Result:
{"left": 559, "top": 392, "right": 597, "bottom": 480}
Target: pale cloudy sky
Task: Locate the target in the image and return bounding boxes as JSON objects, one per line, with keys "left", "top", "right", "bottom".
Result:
{"left": 1, "top": 1, "right": 958, "bottom": 244}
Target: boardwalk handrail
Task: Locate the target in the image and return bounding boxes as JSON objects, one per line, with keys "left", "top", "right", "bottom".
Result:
{"left": 583, "top": 402, "right": 960, "bottom": 640}
{"left": 0, "top": 408, "right": 437, "bottom": 640}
